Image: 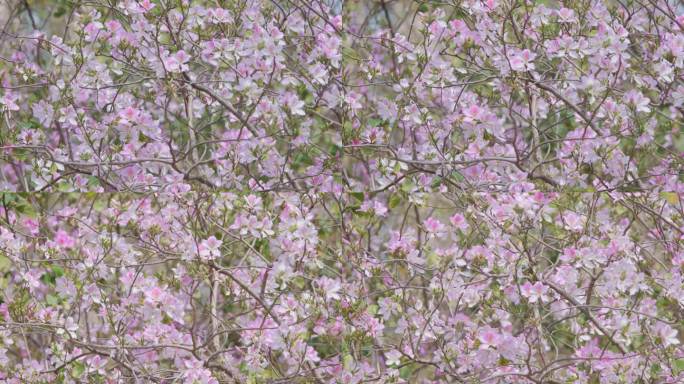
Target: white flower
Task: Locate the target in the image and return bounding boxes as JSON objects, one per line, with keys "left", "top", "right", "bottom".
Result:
{"left": 385, "top": 350, "right": 402, "bottom": 366}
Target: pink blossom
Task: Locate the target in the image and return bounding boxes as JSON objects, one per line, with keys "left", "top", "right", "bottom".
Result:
{"left": 145, "top": 286, "right": 165, "bottom": 304}
{"left": 557, "top": 7, "right": 576, "bottom": 23}
{"left": 509, "top": 49, "right": 536, "bottom": 72}
{"left": 623, "top": 90, "right": 651, "bottom": 113}
{"left": 88, "top": 355, "right": 107, "bottom": 375}
{"left": 478, "top": 326, "right": 501, "bottom": 349}
{"left": 164, "top": 50, "right": 190, "bottom": 72}
{"left": 316, "top": 276, "right": 341, "bottom": 301}
{"left": 423, "top": 217, "right": 445, "bottom": 233}
{"left": 139, "top": 0, "right": 155, "bottom": 12}
{"left": 54, "top": 230, "right": 75, "bottom": 248}
{"left": 0, "top": 92, "right": 19, "bottom": 111}
{"left": 449, "top": 214, "right": 469, "bottom": 231}
{"left": 199, "top": 236, "right": 222, "bottom": 260}
{"left": 22, "top": 218, "right": 39, "bottom": 235}
{"left": 520, "top": 281, "right": 549, "bottom": 303}
{"left": 655, "top": 323, "right": 680, "bottom": 347}
{"left": 283, "top": 92, "right": 305, "bottom": 116}
{"left": 0, "top": 2, "right": 680, "bottom": 383}
{"left": 563, "top": 212, "right": 584, "bottom": 232}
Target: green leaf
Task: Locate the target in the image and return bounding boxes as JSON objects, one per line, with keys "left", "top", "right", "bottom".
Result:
{"left": 651, "top": 363, "right": 662, "bottom": 376}
{"left": 399, "top": 364, "right": 416, "bottom": 379}
{"left": 368, "top": 118, "right": 383, "bottom": 127}
{"left": 54, "top": 7, "right": 67, "bottom": 18}
{"left": 367, "top": 304, "right": 378, "bottom": 315}
{"left": 71, "top": 361, "right": 85, "bottom": 378}
{"left": 674, "top": 359, "right": 684, "bottom": 375}
{"left": 661, "top": 192, "right": 679, "bottom": 205}
{"left": 343, "top": 354, "right": 354, "bottom": 370}
{"left": 52, "top": 266, "right": 65, "bottom": 278}
{"left": 350, "top": 192, "right": 364, "bottom": 202}
{"left": 46, "top": 294, "right": 60, "bottom": 306}
{"left": 0, "top": 255, "right": 10, "bottom": 272}
{"left": 388, "top": 194, "right": 402, "bottom": 209}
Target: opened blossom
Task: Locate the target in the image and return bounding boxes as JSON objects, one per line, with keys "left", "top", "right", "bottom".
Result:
{"left": 449, "top": 213, "right": 469, "bottom": 231}
{"left": 199, "top": 236, "right": 222, "bottom": 260}
{"left": 478, "top": 326, "right": 502, "bottom": 349}
{"left": 423, "top": 217, "right": 445, "bottom": 234}
{"left": 521, "top": 281, "right": 550, "bottom": 303}
{"left": 54, "top": 230, "right": 75, "bottom": 248}
{"left": 509, "top": 49, "right": 537, "bottom": 72}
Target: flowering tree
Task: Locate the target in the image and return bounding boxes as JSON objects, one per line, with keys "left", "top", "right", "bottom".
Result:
{"left": 0, "top": 0, "right": 683, "bottom": 382}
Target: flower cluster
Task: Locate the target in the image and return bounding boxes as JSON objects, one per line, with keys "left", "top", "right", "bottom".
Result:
{"left": 0, "top": 0, "right": 683, "bottom": 383}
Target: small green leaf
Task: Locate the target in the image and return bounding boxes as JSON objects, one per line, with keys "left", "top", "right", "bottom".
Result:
{"left": 46, "top": 294, "right": 59, "bottom": 306}
{"left": 368, "top": 118, "right": 382, "bottom": 127}
{"left": 350, "top": 192, "right": 364, "bottom": 202}
{"left": 674, "top": 359, "right": 684, "bottom": 375}
{"left": 343, "top": 354, "right": 354, "bottom": 370}
{"left": 367, "top": 304, "right": 378, "bottom": 315}
{"left": 388, "top": 194, "right": 402, "bottom": 209}
{"left": 71, "top": 361, "right": 85, "bottom": 378}
{"left": 662, "top": 192, "right": 679, "bottom": 205}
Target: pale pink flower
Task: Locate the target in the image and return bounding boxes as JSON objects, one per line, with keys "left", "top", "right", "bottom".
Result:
{"left": 283, "top": 92, "right": 305, "bottom": 116}
{"left": 623, "top": 90, "right": 651, "bottom": 113}
{"left": 655, "top": 323, "right": 680, "bottom": 347}
{"left": 146, "top": 286, "right": 165, "bottom": 304}
{"left": 509, "top": 49, "right": 536, "bottom": 72}
{"left": 88, "top": 355, "right": 107, "bottom": 375}
{"left": 199, "top": 236, "right": 223, "bottom": 260}
{"left": 478, "top": 326, "right": 501, "bottom": 349}
{"left": 0, "top": 92, "right": 19, "bottom": 111}
{"left": 423, "top": 217, "right": 445, "bottom": 233}
{"left": 563, "top": 212, "right": 584, "bottom": 232}
{"left": 55, "top": 230, "right": 75, "bottom": 248}
{"left": 140, "top": 0, "right": 155, "bottom": 12}
{"left": 521, "top": 281, "right": 549, "bottom": 303}
{"left": 316, "top": 276, "right": 341, "bottom": 301}
{"left": 463, "top": 104, "right": 483, "bottom": 123}
{"left": 449, "top": 213, "right": 469, "bottom": 231}
{"left": 164, "top": 50, "right": 190, "bottom": 72}
{"left": 557, "top": 7, "right": 576, "bottom": 23}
